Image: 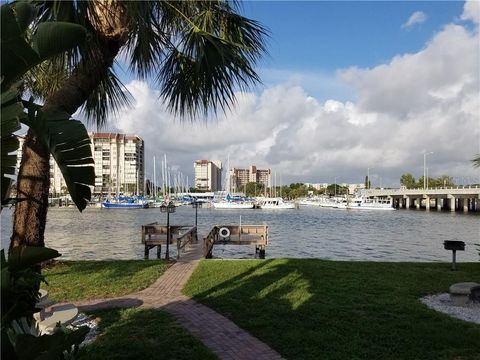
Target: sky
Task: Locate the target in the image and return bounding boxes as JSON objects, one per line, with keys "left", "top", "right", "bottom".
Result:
{"left": 93, "top": 0, "right": 480, "bottom": 188}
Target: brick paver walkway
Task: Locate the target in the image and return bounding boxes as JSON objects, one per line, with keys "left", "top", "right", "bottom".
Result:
{"left": 67, "top": 242, "right": 284, "bottom": 360}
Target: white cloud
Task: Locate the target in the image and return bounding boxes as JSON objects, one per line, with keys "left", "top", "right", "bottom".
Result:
{"left": 104, "top": 14, "right": 480, "bottom": 188}
{"left": 402, "top": 11, "right": 427, "bottom": 29}
{"left": 461, "top": 0, "right": 480, "bottom": 25}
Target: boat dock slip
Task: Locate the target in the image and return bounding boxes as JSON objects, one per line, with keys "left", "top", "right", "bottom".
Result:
{"left": 141, "top": 223, "right": 197, "bottom": 260}
{"left": 203, "top": 224, "right": 268, "bottom": 259}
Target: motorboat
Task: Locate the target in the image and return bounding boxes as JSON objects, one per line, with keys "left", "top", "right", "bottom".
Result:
{"left": 256, "top": 197, "right": 296, "bottom": 209}
{"left": 347, "top": 197, "right": 395, "bottom": 210}
{"left": 212, "top": 193, "right": 254, "bottom": 209}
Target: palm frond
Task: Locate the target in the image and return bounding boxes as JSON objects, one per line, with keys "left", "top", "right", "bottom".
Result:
{"left": 81, "top": 66, "right": 132, "bottom": 128}
{"left": 156, "top": 1, "right": 268, "bottom": 118}
{"left": 23, "top": 55, "right": 70, "bottom": 101}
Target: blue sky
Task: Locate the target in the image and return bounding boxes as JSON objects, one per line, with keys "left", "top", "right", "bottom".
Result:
{"left": 109, "top": 1, "right": 479, "bottom": 186}
{"left": 240, "top": 1, "right": 466, "bottom": 101}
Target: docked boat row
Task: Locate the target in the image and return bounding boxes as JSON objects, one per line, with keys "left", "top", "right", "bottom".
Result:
{"left": 299, "top": 196, "right": 395, "bottom": 210}
{"left": 211, "top": 194, "right": 297, "bottom": 209}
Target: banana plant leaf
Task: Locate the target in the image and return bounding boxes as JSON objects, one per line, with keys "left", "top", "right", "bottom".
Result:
{"left": 23, "top": 100, "right": 94, "bottom": 212}
{"left": 1, "top": 4, "right": 86, "bottom": 90}
{"left": 1, "top": 87, "right": 23, "bottom": 204}
{"left": 5, "top": 246, "right": 60, "bottom": 271}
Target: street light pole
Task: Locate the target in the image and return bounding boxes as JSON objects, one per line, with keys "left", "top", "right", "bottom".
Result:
{"left": 160, "top": 201, "right": 176, "bottom": 260}
{"left": 423, "top": 151, "right": 433, "bottom": 190}
{"left": 166, "top": 209, "right": 170, "bottom": 260}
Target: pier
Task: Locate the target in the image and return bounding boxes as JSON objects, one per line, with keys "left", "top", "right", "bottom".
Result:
{"left": 204, "top": 224, "right": 269, "bottom": 259}
{"left": 141, "top": 223, "right": 197, "bottom": 259}
{"left": 361, "top": 187, "right": 480, "bottom": 212}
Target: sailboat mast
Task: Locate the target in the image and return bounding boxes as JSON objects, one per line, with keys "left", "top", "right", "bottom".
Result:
{"left": 153, "top": 156, "right": 156, "bottom": 198}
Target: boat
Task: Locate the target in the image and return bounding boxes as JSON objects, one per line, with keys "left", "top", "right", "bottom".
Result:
{"left": 347, "top": 197, "right": 395, "bottom": 211}
{"left": 256, "top": 197, "right": 296, "bottom": 209}
{"left": 212, "top": 201, "right": 254, "bottom": 209}
{"left": 102, "top": 197, "right": 149, "bottom": 209}
{"left": 212, "top": 193, "right": 254, "bottom": 209}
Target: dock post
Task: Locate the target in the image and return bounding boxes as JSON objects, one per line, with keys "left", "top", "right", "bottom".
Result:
{"left": 259, "top": 246, "right": 265, "bottom": 259}
{"left": 144, "top": 245, "right": 149, "bottom": 260}
{"left": 157, "top": 245, "right": 162, "bottom": 259}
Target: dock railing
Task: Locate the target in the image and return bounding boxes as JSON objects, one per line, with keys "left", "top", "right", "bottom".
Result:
{"left": 176, "top": 226, "right": 197, "bottom": 260}
{"left": 203, "top": 224, "right": 268, "bottom": 259}
{"left": 141, "top": 222, "right": 195, "bottom": 259}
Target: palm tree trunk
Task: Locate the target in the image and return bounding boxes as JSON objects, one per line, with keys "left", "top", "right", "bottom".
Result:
{"left": 10, "top": 130, "right": 51, "bottom": 248}
{"left": 10, "top": 38, "right": 124, "bottom": 249}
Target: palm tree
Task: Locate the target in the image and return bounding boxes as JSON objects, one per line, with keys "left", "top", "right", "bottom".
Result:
{"left": 11, "top": 1, "right": 267, "bottom": 248}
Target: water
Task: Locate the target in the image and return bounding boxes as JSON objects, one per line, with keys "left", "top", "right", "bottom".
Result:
{"left": 1, "top": 206, "right": 479, "bottom": 262}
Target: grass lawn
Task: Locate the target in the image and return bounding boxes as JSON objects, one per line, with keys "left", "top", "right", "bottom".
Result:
{"left": 184, "top": 259, "right": 480, "bottom": 360}
{"left": 43, "top": 260, "right": 170, "bottom": 302}
{"left": 77, "top": 308, "right": 217, "bottom": 360}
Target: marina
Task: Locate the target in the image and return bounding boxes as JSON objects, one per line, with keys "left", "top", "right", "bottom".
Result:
{"left": 1, "top": 205, "right": 478, "bottom": 262}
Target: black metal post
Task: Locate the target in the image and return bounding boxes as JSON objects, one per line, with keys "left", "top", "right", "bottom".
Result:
{"left": 166, "top": 211, "right": 170, "bottom": 260}
{"left": 195, "top": 203, "right": 198, "bottom": 228}
{"left": 452, "top": 249, "right": 456, "bottom": 271}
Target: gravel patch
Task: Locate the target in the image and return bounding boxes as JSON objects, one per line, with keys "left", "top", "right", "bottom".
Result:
{"left": 420, "top": 293, "right": 480, "bottom": 324}
{"left": 67, "top": 313, "right": 100, "bottom": 347}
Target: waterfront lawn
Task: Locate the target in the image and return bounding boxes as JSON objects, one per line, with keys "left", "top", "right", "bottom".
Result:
{"left": 43, "top": 260, "right": 170, "bottom": 302}
{"left": 78, "top": 308, "right": 217, "bottom": 360}
{"left": 184, "top": 260, "right": 480, "bottom": 360}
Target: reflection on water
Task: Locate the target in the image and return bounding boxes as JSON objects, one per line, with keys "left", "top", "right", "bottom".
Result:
{"left": 1, "top": 206, "right": 479, "bottom": 262}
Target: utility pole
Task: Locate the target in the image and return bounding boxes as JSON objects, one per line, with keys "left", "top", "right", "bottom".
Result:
{"left": 423, "top": 151, "right": 433, "bottom": 190}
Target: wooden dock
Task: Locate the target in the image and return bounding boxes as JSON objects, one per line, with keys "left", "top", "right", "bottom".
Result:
{"left": 203, "top": 224, "right": 268, "bottom": 259}
{"left": 141, "top": 223, "right": 197, "bottom": 260}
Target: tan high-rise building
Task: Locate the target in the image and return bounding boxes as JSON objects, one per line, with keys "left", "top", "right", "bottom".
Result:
{"left": 91, "top": 133, "right": 144, "bottom": 195}
{"left": 194, "top": 160, "right": 222, "bottom": 191}
{"left": 230, "top": 165, "right": 271, "bottom": 193}
{"left": 16, "top": 133, "right": 145, "bottom": 196}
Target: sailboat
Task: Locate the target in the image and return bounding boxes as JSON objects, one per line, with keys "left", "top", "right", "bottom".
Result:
{"left": 256, "top": 172, "right": 295, "bottom": 209}
{"left": 212, "top": 156, "right": 254, "bottom": 209}
{"left": 102, "top": 162, "right": 148, "bottom": 208}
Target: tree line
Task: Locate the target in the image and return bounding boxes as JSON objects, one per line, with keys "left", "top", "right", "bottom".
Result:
{"left": 399, "top": 174, "right": 455, "bottom": 189}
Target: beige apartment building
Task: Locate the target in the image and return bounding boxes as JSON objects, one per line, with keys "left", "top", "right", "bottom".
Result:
{"left": 230, "top": 165, "right": 271, "bottom": 193}
{"left": 91, "top": 133, "right": 144, "bottom": 195}
{"left": 193, "top": 160, "right": 222, "bottom": 191}
{"left": 16, "top": 133, "right": 145, "bottom": 196}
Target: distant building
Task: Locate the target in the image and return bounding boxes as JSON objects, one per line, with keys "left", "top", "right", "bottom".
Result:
{"left": 230, "top": 165, "right": 271, "bottom": 193}
{"left": 16, "top": 133, "right": 145, "bottom": 196}
{"left": 193, "top": 160, "right": 222, "bottom": 191}
{"left": 91, "top": 133, "right": 145, "bottom": 195}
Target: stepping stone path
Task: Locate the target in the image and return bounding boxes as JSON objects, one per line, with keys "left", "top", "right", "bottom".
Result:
{"left": 66, "top": 242, "right": 284, "bottom": 360}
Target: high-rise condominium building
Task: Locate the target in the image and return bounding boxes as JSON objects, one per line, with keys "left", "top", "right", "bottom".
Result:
{"left": 91, "top": 133, "right": 144, "bottom": 195}
{"left": 230, "top": 165, "right": 271, "bottom": 193}
{"left": 193, "top": 160, "right": 222, "bottom": 191}
{"left": 16, "top": 133, "right": 145, "bottom": 196}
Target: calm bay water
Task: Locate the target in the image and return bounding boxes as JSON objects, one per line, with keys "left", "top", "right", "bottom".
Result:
{"left": 1, "top": 206, "right": 479, "bottom": 262}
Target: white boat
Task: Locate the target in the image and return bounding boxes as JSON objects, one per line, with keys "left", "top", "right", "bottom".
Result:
{"left": 298, "top": 199, "right": 322, "bottom": 207}
{"left": 318, "top": 197, "right": 346, "bottom": 208}
{"left": 257, "top": 197, "right": 296, "bottom": 209}
{"left": 212, "top": 201, "right": 254, "bottom": 209}
{"left": 347, "top": 198, "right": 395, "bottom": 211}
